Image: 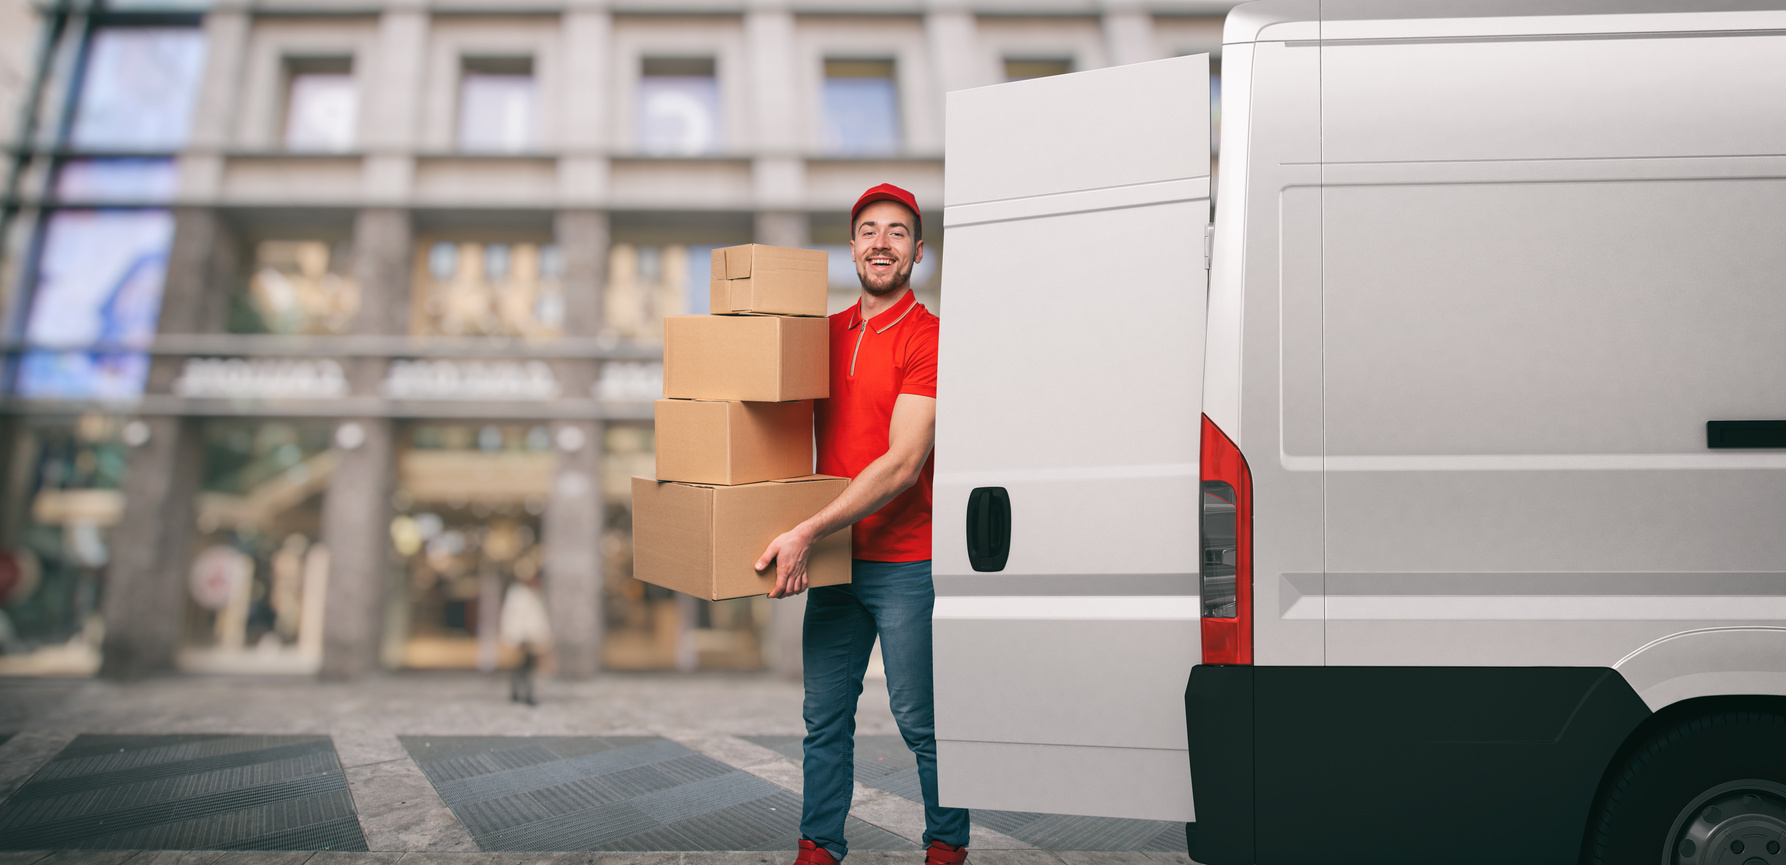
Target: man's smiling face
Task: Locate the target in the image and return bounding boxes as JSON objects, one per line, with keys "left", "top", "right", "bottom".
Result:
{"left": 851, "top": 200, "right": 924, "bottom": 297}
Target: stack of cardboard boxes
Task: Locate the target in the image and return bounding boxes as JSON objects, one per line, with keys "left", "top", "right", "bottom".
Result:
{"left": 630, "top": 244, "right": 852, "bottom": 600}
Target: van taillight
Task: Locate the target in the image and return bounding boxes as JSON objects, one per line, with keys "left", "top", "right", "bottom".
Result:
{"left": 1200, "top": 414, "right": 1253, "bottom": 665}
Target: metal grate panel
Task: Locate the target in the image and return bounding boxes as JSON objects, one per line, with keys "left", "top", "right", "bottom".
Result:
{"left": 0, "top": 734, "right": 366, "bottom": 851}
{"left": 742, "top": 734, "right": 1189, "bottom": 852}
{"left": 401, "top": 736, "right": 920, "bottom": 853}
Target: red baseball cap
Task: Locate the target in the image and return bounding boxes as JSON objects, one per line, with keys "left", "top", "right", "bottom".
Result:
{"left": 851, "top": 183, "right": 922, "bottom": 239}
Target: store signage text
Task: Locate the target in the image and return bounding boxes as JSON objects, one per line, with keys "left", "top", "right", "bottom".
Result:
{"left": 172, "top": 357, "right": 350, "bottom": 399}
{"left": 382, "top": 359, "right": 561, "bottom": 401}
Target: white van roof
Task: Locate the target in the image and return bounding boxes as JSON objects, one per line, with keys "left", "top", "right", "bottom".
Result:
{"left": 1225, "top": 0, "right": 1786, "bottom": 44}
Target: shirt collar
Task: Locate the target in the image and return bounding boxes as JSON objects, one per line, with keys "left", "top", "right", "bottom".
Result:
{"left": 848, "top": 288, "right": 919, "bottom": 334}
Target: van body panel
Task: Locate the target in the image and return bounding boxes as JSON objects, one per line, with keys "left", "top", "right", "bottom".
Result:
{"left": 934, "top": 603, "right": 1199, "bottom": 749}
{"left": 935, "top": 740, "right": 1195, "bottom": 822}
{"left": 1614, "top": 627, "right": 1786, "bottom": 711}
{"left": 941, "top": 56, "right": 1210, "bottom": 208}
{"left": 934, "top": 54, "right": 1211, "bottom": 820}
{"left": 1222, "top": 0, "right": 1318, "bottom": 45}
{"left": 1223, "top": 40, "right": 1326, "bottom": 668}
{"left": 1322, "top": 36, "right": 1786, "bottom": 163}
{"left": 1316, "top": 28, "right": 1786, "bottom": 671}
{"left": 1321, "top": 1, "right": 1786, "bottom": 40}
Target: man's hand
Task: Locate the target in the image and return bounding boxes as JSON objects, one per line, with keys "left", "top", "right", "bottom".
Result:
{"left": 754, "top": 395, "right": 935, "bottom": 600}
{"left": 758, "top": 526, "right": 815, "bottom": 598}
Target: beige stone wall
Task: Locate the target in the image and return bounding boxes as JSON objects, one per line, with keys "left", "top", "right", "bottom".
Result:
{"left": 0, "top": 0, "right": 36, "bottom": 149}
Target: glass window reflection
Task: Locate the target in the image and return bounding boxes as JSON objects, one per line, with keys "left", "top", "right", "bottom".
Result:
{"left": 822, "top": 59, "right": 901, "bottom": 155}
{"left": 233, "top": 240, "right": 360, "bottom": 335}
{"left": 70, "top": 28, "right": 208, "bottom": 151}
{"left": 638, "top": 58, "right": 720, "bottom": 156}
{"left": 17, "top": 210, "right": 174, "bottom": 399}
{"left": 458, "top": 63, "right": 536, "bottom": 154}
{"left": 284, "top": 71, "right": 357, "bottom": 152}
{"left": 411, "top": 241, "right": 564, "bottom": 338}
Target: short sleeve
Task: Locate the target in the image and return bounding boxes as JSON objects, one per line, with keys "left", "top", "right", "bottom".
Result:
{"left": 899, "top": 319, "right": 939, "bottom": 398}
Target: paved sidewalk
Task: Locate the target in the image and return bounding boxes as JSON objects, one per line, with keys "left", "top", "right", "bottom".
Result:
{"left": 0, "top": 674, "right": 1199, "bottom": 865}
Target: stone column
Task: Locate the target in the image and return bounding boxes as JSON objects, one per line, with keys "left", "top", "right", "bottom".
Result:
{"left": 543, "top": 209, "right": 608, "bottom": 677}
{"left": 747, "top": 7, "right": 816, "bottom": 676}
{"left": 747, "top": 4, "right": 805, "bottom": 214}
{"left": 318, "top": 418, "right": 395, "bottom": 679}
{"left": 754, "top": 212, "right": 810, "bottom": 250}
{"left": 926, "top": 4, "right": 991, "bottom": 95}
{"left": 559, "top": 6, "right": 612, "bottom": 207}
{"left": 101, "top": 416, "right": 205, "bottom": 677}
{"left": 178, "top": 2, "right": 249, "bottom": 202}
{"left": 1102, "top": 3, "right": 1161, "bottom": 68}
{"left": 317, "top": 208, "right": 410, "bottom": 678}
{"left": 361, "top": 8, "right": 428, "bottom": 202}
{"left": 100, "top": 208, "right": 233, "bottom": 677}
{"left": 543, "top": 419, "right": 604, "bottom": 678}
{"left": 751, "top": 207, "right": 812, "bottom": 678}
{"left": 556, "top": 209, "right": 609, "bottom": 347}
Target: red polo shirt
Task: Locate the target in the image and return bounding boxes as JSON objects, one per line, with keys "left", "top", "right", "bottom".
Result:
{"left": 815, "top": 288, "right": 939, "bottom": 562}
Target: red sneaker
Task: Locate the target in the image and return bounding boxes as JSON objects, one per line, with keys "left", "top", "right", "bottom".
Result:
{"left": 795, "top": 838, "right": 838, "bottom": 865}
{"left": 925, "top": 841, "right": 969, "bottom": 865}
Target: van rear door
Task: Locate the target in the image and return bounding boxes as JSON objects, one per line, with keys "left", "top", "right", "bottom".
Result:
{"left": 933, "top": 55, "right": 1212, "bottom": 821}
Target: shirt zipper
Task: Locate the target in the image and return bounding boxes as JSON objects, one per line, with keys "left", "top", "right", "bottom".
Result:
{"left": 849, "top": 322, "right": 867, "bottom": 378}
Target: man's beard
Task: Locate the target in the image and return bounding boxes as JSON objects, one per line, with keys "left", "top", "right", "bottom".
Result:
{"left": 858, "top": 259, "right": 913, "bottom": 297}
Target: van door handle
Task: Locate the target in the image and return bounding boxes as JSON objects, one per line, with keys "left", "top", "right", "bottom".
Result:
{"left": 1707, "top": 420, "right": 1786, "bottom": 449}
{"left": 966, "top": 486, "right": 1011, "bottom": 572}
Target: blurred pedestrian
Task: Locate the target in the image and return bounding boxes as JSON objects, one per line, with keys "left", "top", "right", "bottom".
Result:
{"left": 499, "top": 568, "right": 553, "bottom": 705}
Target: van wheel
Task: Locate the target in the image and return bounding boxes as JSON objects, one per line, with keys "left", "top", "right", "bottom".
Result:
{"left": 1585, "top": 710, "right": 1786, "bottom": 865}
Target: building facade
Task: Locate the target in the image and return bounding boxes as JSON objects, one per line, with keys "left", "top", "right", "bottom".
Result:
{"left": 0, "top": 0, "right": 1232, "bottom": 678}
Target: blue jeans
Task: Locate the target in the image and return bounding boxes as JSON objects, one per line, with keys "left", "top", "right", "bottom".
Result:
{"left": 801, "top": 558, "right": 970, "bottom": 860}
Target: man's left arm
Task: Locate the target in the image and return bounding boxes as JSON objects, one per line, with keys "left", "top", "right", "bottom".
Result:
{"left": 756, "top": 393, "right": 936, "bottom": 598}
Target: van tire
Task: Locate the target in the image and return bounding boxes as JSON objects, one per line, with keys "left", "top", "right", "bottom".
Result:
{"left": 1584, "top": 709, "right": 1786, "bottom": 865}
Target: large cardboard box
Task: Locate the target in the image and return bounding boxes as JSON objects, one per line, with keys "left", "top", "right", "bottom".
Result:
{"left": 710, "top": 244, "right": 828, "bottom": 316}
{"left": 631, "top": 474, "right": 852, "bottom": 600}
{"left": 663, "top": 314, "right": 828, "bottom": 402}
{"left": 655, "top": 398, "right": 814, "bottom": 485}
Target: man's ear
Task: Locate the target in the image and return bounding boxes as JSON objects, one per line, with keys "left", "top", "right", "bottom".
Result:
{"left": 913, "top": 238, "right": 925, "bottom": 264}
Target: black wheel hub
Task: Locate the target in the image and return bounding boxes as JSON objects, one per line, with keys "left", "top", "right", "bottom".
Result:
{"left": 1670, "top": 781, "right": 1786, "bottom": 865}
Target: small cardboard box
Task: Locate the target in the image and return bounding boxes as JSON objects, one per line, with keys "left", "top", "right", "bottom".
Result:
{"left": 710, "top": 244, "right": 828, "bottom": 317}
{"left": 630, "top": 474, "right": 852, "bottom": 600}
{"left": 655, "top": 398, "right": 814, "bottom": 485}
{"left": 663, "top": 314, "right": 828, "bottom": 402}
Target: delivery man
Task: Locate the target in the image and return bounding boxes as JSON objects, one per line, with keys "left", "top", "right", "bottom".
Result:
{"left": 756, "top": 183, "right": 969, "bottom": 865}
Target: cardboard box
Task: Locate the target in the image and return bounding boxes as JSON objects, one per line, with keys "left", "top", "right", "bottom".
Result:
{"left": 655, "top": 398, "right": 814, "bottom": 485}
{"left": 710, "top": 244, "right": 828, "bottom": 316}
{"left": 663, "top": 314, "right": 828, "bottom": 402}
{"left": 630, "top": 474, "right": 852, "bottom": 600}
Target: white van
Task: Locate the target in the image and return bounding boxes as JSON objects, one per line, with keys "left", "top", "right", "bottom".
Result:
{"left": 933, "top": 2, "right": 1786, "bottom": 863}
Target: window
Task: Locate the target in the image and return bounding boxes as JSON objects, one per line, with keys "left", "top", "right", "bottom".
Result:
{"left": 234, "top": 240, "right": 359, "bottom": 335}
{"left": 4, "top": 416, "right": 128, "bottom": 675}
{"left": 411, "top": 240, "right": 563, "bottom": 338}
{"left": 284, "top": 58, "right": 357, "bottom": 152}
{"left": 69, "top": 27, "right": 208, "bottom": 150}
{"left": 1004, "top": 58, "right": 1072, "bottom": 81}
{"left": 603, "top": 244, "right": 706, "bottom": 342}
{"left": 638, "top": 57, "right": 721, "bottom": 155}
{"left": 184, "top": 421, "right": 334, "bottom": 668}
{"left": 457, "top": 57, "right": 536, "bottom": 154}
{"left": 821, "top": 59, "right": 901, "bottom": 155}
{"left": 17, "top": 210, "right": 175, "bottom": 399}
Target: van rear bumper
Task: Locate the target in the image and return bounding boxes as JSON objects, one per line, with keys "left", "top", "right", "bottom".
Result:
{"left": 1184, "top": 664, "right": 1651, "bottom": 865}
